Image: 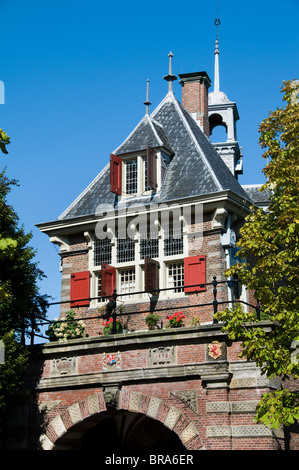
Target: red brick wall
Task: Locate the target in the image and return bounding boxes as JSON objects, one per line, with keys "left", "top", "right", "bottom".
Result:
{"left": 180, "top": 78, "right": 210, "bottom": 137}
{"left": 3, "top": 323, "right": 288, "bottom": 451}
{"left": 25, "top": 335, "right": 282, "bottom": 451}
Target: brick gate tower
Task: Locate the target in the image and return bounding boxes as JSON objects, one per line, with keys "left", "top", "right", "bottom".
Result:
{"left": 4, "top": 19, "right": 284, "bottom": 452}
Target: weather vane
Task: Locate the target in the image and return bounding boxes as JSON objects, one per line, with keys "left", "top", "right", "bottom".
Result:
{"left": 214, "top": 0, "right": 220, "bottom": 40}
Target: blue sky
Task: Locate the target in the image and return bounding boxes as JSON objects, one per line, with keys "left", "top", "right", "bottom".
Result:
{"left": 0, "top": 0, "right": 298, "bottom": 338}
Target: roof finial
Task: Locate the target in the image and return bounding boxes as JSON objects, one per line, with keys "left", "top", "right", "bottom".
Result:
{"left": 144, "top": 79, "right": 151, "bottom": 115}
{"left": 164, "top": 51, "right": 177, "bottom": 92}
{"left": 214, "top": 0, "right": 221, "bottom": 93}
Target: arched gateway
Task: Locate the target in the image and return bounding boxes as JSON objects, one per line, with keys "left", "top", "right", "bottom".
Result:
{"left": 7, "top": 325, "right": 278, "bottom": 452}
{"left": 40, "top": 391, "right": 200, "bottom": 451}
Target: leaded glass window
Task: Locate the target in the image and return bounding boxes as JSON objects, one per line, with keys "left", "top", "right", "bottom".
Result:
{"left": 117, "top": 237, "right": 135, "bottom": 263}
{"left": 94, "top": 238, "right": 112, "bottom": 265}
{"left": 140, "top": 237, "right": 159, "bottom": 259}
{"left": 164, "top": 224, "right": 183, "bottom": 256}
{"left": 125, "top": 160, "right": 138, "bottom": 194}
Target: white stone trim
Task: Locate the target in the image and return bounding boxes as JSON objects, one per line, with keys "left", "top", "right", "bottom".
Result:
{"left": 39, "top": 433, "right": 54, "bottom": 450}
{"left": 50, "top": 415, "right": 66, "bottom": 438}
{"left": 206, "top": 401, "right": 259, "bottom": 413}
{"left": 67, "top": 402, "right": 82, "bottom": 425}
{"left": 164, "top": 407, "right": 182, "bottom": 430}
{"left": 146, "top": 396, "right": 162, "bottom": 419}
{"left": 180, "top": 423, "right": 199, "bottom": 444}
{"left": 206, "top": 424, "right": 272, "bottom": 438}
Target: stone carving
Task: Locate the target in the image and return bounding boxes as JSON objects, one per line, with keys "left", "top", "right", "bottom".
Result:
{"left": 171, "top": 390, "right": 198, "bottom": 414}
{"left": 207, "top": 341, "right": 226, "bottom": 361}
{"left": 103, "top": 387, "right": 120, "bottom": 412}
{"left": 148, "top": 346, "right": 176, "bottom": 367}
{"left": 50, "top": 356, "right": 77, "bottom": 376}
{"left": 38, "top": 400, "right": 61, "bottom": 414}
{"left": 103, "top": 352, "right": 121, "bottom": 372}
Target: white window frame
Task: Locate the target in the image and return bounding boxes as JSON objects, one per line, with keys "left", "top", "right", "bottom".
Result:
{"left": 121, "top": 150, "right": 171, "bottom": 197}
{"left": 166, "top": 261, "right": 185, "bottom": 295}
{"left": 118, "top": 267, "right": 136, "bottom": 300}
{"left": 93, "top": 270, "right": 106, "bottom": 304}
{"left": 89, "top": 202, "right": 189, "bottom": 305}
{"left": 122, "top": 154, "right": 151, "bottom": 197}
{"left": 125, "top": 159, "right": 138, "bottom": 195}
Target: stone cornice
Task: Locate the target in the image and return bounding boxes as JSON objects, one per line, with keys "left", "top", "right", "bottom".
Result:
{"left": 34, "top": 324, "right": 228, "bottom": 356}
{"left": 31, "top": 321, "right": 273, "bottom": 357}
{"left": 35, "top": 191, "right": 251, "bottom": 238}
{"left": 35, "top": 361, "right": 230, "bottom": 391}
{"left": 28, "top": 322, "right": 274, "bottom": 392}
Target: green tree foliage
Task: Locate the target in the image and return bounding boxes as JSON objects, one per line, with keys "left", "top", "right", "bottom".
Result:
{"left": 0, "top": 169, "right": 49, "bottom": 341}
{"left": 215, "top": 80, "right": 299, "bottom": 429}
{"left": 0, "top": 129, "right": 10, "bottom": 155}
{"left": 0, "top": 331, "right": 29, "bottom": 415}
{"left": 0, "top": 130, "right": 15, "bottom": 301}
{"left": 0, "top": 130, "right": 49, "bottom": 421}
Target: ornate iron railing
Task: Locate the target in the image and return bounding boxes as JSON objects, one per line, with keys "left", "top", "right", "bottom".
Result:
{"left": 21, "top": 276, "right": 264, "bottom": 344}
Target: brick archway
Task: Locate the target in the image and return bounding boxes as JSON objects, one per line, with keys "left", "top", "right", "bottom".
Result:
{"left": 39, "top": 390, "right": 203, "bottom": 450}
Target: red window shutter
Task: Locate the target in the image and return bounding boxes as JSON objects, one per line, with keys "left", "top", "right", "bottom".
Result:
{"left": 101, "top": 263, "right": 116, "bottom": 299}
{"left": 147, "top": 146, "right": 157, "bottom": 190}
{"left": 70, "top": 271, "right": 90, "bottom": 307}
{"left": 110, "top": 153, "right": 122, "bottom": 195}
{"left": 144, "top": 258, "right": 159, "bottom": 294}
{"left": 184, "top": 255, "right": 206, "bottom": 293}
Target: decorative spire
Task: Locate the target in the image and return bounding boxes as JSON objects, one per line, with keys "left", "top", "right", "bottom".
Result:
{"left": 164, "top": 51, "right": 177, "bottom": 92}
{"left": 144, "top": 79, "right": 151, "bottom": 115}
{"left": 214, "top": 1, "right": 221, "bottom": 93}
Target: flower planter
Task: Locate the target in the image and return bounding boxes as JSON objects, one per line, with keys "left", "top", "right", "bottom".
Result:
{"left": 166, "top": 312, "right": 185, "bottom": 328}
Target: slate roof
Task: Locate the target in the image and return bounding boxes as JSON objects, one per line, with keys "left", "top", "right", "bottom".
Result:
{"left": 58, "top": 91, "right": 251, "bottom": 220}
{"left": 242, "top": 184, "right": 272, "bottom": 208}
{"left": 114, "top": 113, "right": 174, "bottom": 156}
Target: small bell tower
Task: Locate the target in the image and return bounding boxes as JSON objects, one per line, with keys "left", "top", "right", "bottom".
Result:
{"left": 208, "top": 3, "right": 243, "bottom": 178}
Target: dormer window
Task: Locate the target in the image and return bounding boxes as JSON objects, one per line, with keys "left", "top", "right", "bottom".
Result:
{"left": 110, "top": 147, "right": 171, "bottom": 197}
{"left": 123, "top": 148, "right": 157, "bottom": 196}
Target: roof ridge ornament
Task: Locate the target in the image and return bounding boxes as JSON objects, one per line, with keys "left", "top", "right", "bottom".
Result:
{"left": 144, "top": 79, "right": 151, "bottom": 115}
{"left": 164, "top": 51, "right": 177, "bottom": 92}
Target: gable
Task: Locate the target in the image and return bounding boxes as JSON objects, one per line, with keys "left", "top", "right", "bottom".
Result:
{"left": 114, "top": 114, "right": 173, "bottom": 157}
{"left": 58, "top": 92, "right": 250, "bottom": 221}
